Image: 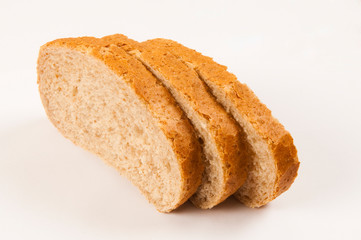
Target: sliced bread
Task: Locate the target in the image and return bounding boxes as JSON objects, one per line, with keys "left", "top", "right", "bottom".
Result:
{"left": 102, "top": 34, "right": 250, "bottom": 209}
{"left": 37, "top": 37, "right": 204, "bottom": 212}
{"left": 147, "top": 38, "right": 300, "bottom": 207}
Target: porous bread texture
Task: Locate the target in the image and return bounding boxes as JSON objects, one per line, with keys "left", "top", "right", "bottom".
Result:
{"left": 147, "top": 38, "right": 300, "bottom": 207}
{"left": 102, "top": 34, "right": 250, "bottom": 209}
{"left": 37, "top": 37, "right": 204, "bottom": 212}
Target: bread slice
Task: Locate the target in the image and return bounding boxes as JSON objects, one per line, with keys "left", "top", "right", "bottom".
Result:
{"left": 102, "top": 34, "right": 250, "bottom": 209}
{"left": 37, "top": 37, "right": 204, "bottom": 212}
{"left": 147, "top": 38, "right": 300, "bottom": 207}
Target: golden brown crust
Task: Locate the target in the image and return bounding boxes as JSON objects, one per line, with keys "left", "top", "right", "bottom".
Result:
{"left": 149, "top": 38, "right": 299, "bottom": 206}
{"left": 102, "top": 35, "right": 249, "bottom": 208}
{"left": 41, "top": 37, "right": 204, "bottom": 211}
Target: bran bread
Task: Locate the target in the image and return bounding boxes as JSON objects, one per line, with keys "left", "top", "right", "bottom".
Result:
{"left": 37, "top": 37, "right": 204, "bottom": 212}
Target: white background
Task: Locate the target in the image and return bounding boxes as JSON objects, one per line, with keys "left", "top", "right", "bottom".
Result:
{"left": 1, "top": 0, "right": 361, "bottom": 239}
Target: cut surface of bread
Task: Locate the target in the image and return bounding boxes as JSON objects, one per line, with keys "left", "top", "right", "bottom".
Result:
{"left": 147, "top": 38, "right": 300, "bottom": 207}
{"left": 37, "top": 37, "right": 204, "bottom": 212}
{"left": 102, "top": 34, "right": 250, "bottom": 209}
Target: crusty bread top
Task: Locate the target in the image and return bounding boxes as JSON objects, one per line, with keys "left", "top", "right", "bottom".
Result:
{"left": 40, "top": 37, "right": 204, "bottom": 209}
{"left": 147, "top": 38, "right": 299, "bottom": 202}
{"left": 102, "top": 34, "right": 250, "bottom": 208}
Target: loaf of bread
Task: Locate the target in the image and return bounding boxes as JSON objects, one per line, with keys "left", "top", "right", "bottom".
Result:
{"left": 37, "top": 37, "right": 204, "bottom": 212}
{"left": 37, "top": 34, "right": 299, "bottom": 212}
